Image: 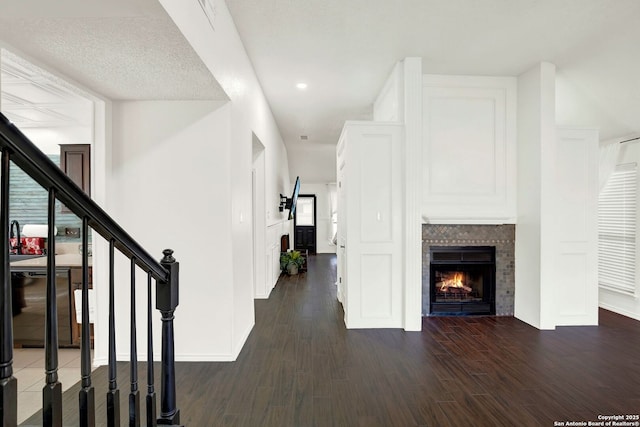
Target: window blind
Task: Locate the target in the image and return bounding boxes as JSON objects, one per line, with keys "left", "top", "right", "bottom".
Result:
{"left": 598, "top": 162, "right": 637, "bottom": 295}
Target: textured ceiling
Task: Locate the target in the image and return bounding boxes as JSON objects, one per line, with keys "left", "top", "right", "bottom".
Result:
{"left": 0, "top": 0, "right": 226, "bottom": 101}
{"left": 1, "top": 49, "right": 92, "bottom": 128}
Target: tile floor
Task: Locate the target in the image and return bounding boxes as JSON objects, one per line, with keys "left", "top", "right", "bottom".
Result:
{"left": 14, "top": 347, "right": 85, "bottom": 424}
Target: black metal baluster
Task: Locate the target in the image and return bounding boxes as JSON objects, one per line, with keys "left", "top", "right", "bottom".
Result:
{"left": 157, "top": 249, "right": 180, "bottom": 426}
{"left": 146, "top": 272, "right": 157, "bottom": 427}
{"left": 43, "top": 188, "right": 62, "bottom": 426}
{"left": 107, "top": 239, "right": 120, "bottom": 426}
{"left": 0, "top": 149, "right": 17, "bottom": 426}
{"left": 130, "top": 258, "right": 140, "bottom": 427}
{"left": 2, "top": 114, "right": 184, "bottom": 426}
{"left": 79, "top": 216, "right": 95, "bottom": 427}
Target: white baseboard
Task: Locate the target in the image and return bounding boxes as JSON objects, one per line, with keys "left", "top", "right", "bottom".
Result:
{"left": 598, "top": 302, "right": 640, "bottom": 321}
{"left": 98, "top": 324, "right": 254, "bottom": 364}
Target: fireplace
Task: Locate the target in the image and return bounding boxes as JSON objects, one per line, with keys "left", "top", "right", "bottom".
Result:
{"left": 430, "top": 246, "right": 496, "bottom": 315}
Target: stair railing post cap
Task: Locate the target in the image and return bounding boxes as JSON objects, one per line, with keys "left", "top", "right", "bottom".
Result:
{"left": 161, "top": 249, "right": 175, "bottom": 263}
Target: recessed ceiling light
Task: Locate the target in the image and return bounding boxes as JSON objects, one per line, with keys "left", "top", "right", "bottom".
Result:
{"left": 296, "top": 83, "right": 308, "bottom": 90}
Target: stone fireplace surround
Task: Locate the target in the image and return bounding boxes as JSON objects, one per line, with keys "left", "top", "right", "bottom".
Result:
{"left": 422, "top": 224, "right": 515, "bottom": 316}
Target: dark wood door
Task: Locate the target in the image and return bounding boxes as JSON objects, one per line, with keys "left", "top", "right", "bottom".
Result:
{"left": 60, "top": 144, "right": 90, "bottom": 195}
{"left": 60, "top": 144, "right": 90, "bottom": 213}
{"left": 294, "top": 195, "right": 316, "bottom": 254}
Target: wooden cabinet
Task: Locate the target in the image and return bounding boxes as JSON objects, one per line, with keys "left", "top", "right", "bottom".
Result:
{"left": 60, "top": 144, "right": 90, "bottom": 212}
{"left": 336, "top": 122, "right": 404, "bottom": 328}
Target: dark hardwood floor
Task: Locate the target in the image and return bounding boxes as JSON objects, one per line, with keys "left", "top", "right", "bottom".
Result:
{"left": 23, "top": 254, "right": 640, "bottom": 426}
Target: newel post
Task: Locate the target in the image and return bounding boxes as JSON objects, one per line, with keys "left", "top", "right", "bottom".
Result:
{"left": 157, "top": 249, "right": 181, "bottom": 426}
{"left": 1, "top": 149, "right": 17, "bottom": 426}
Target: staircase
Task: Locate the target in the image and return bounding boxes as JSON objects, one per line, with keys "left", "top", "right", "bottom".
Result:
{"left": 0, "top": 112, "right": 182, "bottom": 426}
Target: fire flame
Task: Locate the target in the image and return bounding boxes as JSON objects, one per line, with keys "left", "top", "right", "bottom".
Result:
{"left": 439, "top": 272, "right": 472, "bottom": 293}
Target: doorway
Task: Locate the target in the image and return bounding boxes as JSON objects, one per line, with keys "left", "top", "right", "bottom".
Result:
{"left": 1, "top": 48, "right": 101, "bottom": 423}
{"left": 251, "top": 134, "right": 267, "bottom": 298}
{"left": 294, "top": 194, "right": 317, "bottom": 254}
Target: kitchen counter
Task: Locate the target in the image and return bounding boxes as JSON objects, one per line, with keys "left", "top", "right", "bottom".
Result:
{"left": 10, "top": 253, "right": 92, "bottom": 348}
{"left": 10, "top": 254, "right": 92, "bottom": 270}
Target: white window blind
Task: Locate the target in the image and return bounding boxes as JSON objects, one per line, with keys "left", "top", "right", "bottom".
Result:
{"left": 598, "top": 162, "right": 637, "bottom": 295}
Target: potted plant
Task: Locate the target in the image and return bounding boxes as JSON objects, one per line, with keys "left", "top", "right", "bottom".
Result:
{"left": 280, "top": 250, "right": 305, "bottom": 275}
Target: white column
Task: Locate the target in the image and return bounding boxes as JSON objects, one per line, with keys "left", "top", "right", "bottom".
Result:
{"left": 402, "top": 58, "right": 423, "bottom": 331}
{"left": 515, "top": 62, "right": 557, "bottom": 329}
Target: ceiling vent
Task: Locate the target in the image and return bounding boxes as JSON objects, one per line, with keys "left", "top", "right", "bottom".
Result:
{"left": 198, "top": 0, "right": 216, "bottom": 31}
{"left": 300, "top": 135, "right": 308, "bottom": 141}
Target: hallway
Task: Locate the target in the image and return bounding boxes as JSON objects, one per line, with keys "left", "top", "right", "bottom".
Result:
{"left": 23, "top": 254, "right": 640, "bottom": 426}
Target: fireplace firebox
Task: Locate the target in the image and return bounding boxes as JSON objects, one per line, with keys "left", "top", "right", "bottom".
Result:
{"left": 429, "top": 246, "right": 496, "bottom": 315}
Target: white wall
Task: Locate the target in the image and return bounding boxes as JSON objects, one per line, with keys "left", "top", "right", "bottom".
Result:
{"left": 252, "top": 136, "right": 267, "bottom": 298}
{"left": 599, "top": 140, "right": 640, "bottom": 320}
{"left": 107, "top": 100, "right": 233, "bottom": 362}
{"left": 515, "top": 62, "right": 557, "bottom": 330}
{"left": 298, "top": 182, "right": 337, "bottom": 254}
{"left": 288, "top": 144, "right": 337, "bottom": 183}
{"left": 0, "top": 0, "right": 343, "bottom": 361}
{"left": 519, "top": 65, "right": 601, "bottom": 330}
{"left": 373, "top": 62, "right": 403, "bottom": 122}
{"left": 515, "top": 66, "right": 544, "bottom": 328}
{"left": 159, "top": 0, "right": 291, "bottom": 359}
{"left": 421, "top": 75, "right": 517, "bottom": 224}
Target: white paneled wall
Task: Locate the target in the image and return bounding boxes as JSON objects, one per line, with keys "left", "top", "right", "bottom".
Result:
{"left": 266, "top": 221, "right": 289, "bottom": 296}
{"left": 515, "top": 62, "right": 599, "bottom": 329}
{"left": 337, "top": 122, "right": 404, "bottom": 328}
{"left": 339, "top": 58, "right": 603, "bottom": 331}
{"left": 422, "top": 75, "right": 517, "bottom": 224}
{"left": 372, "top": 58, "right": 423, "bottom": 331}
{"left": 554, "top": 128, "right": 599, "bottom": 326}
